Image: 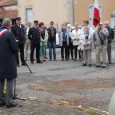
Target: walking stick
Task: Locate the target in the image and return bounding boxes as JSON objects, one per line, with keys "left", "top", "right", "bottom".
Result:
{"left": 25, "top": 61, "right": 33, "bottom": 73}
{"left": 13, "top": 61, "right": 32, "bottom": 100}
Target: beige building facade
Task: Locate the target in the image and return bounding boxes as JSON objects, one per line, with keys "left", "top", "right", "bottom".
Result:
{"left": 18, "top": 0, "right": 115, "bottom": 27}
{"left": 18, "top": 0, "right": 70, "bottom": 27}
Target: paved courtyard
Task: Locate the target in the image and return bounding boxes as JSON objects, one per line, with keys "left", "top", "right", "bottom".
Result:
{"left": 1, "top": 44, "right": 115, "bottom": 115}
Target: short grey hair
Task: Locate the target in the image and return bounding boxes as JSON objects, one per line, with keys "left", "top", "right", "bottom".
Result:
{"left": 2, "top": 18, "right": 12, "bottom": 28}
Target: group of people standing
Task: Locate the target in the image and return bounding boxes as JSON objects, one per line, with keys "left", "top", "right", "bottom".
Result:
{"left": 59, "top": 20, "right": 114, "bottom": 68}
{"left": 11, "top": 17, "right": 57, "bottom": 66}
{"left": 11, "top": 17, "right": 114, "bottom": 68}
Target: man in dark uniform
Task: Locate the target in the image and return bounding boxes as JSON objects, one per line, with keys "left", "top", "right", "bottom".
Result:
{"left": 11, "top": 17, "right": 26, "bottom": 66}
{"left": 28, "top": 20, "right": 42, "bottom": 64}
{"left": 0, "top": 18, "right": 17, "bottom": 108}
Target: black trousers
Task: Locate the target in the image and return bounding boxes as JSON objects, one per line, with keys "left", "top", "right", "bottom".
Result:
{"left": 68, "top": 43, "right": 73, "bottom": 59}
{"left": 30, "top": 44, "right": 40, "bottom": 62}
{"left": 61, "top": 42, "right": 68, "bottom": 60}
{"left": 73, "top": 45, "right": 78, "bottom": 59}
{"left": 79, "top": 50, "right": 83, "bottom": 60}
{"left": 16, "top": 43, "right": 25, "bottom": 65}
{"left": 107, "top": 43, "right": 112, "bottom": 63}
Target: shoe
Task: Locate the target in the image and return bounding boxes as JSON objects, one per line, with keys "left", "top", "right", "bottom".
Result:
{"left": 44, "top": 57, "right": 48, "bottom": 59}
{"left": 12, "top": 95, "right": 17, "bottom": 100}
{"left": 54, "top": 59, "right": 57, "bottom": 61}
{"left": 37, "top": 60, "right": 43, "bottom": 64}
{"left": 24, "top": 59, "right": 28, "bottom": 61}
{"left": 0, "top": 101, "right": 5, "bottom": 107}
{"left": 96, "top": 64, "right": 101, "bottom": 68}
{"left": 109, "top": 62, "right": 112, "bottom": 64}
{"left": 101, "top": 64, "right": 106, "bottom": 68}
{"left": 88, "top": 64, "right": 92, "bottom": 67}
{"left": 65, "top": 58, "right": 69, "bottom": 61}
{"left": 6, "top": 102, "right": 17, "bottom": 108}
{"left": 31, "top": 61, "right": 34, "bottom": 64}
{"left": 74, "top": 59, "right": 77, "bottom": 61}
{"left": 22, "top": 62, "right": 26, "bottom": 66}
{"left": 61, "top": 59, "right": 64, "bottom": 61}
{"left": 82, "top": 63, "right": 86, "bottom": 66}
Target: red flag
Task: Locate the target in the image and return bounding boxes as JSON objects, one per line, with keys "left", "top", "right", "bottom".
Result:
{"left": 93, "top": 0, "right": 100, "bottom": 27}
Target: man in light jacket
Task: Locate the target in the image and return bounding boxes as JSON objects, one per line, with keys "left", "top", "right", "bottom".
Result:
{"left": 80, "top": 26, "right": 93, "bottom": 66}
{"left": 93, "top": 22, "right": 109, "bottom": 68}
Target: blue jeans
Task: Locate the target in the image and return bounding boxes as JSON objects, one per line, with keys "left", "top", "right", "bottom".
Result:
{"left": 48, "top": 41, "right": 56, "bottom": 60}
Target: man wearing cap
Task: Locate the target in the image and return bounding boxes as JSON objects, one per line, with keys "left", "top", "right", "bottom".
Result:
{"left": 11, "top": 17, "right": 26, "bottom": 66}
{"left": 28, "top": 20, "right": 42, "bottom": 64}
{"left": 93, "top": 22, "right": 109, "bottom": 68}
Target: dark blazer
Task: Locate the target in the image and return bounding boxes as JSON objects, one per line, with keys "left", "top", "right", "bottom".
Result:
{"left": 0, "top": 27, "right": 18, "bottom": 80}
{"left": 106, "top": 26, "right": 114, "bottom": 43}
{"left": 48, "top": 27, "right": 56, "bottom": 42}
{"left": 11, "top": 24, "right": 26, "bottom": 44}
{"left": 28, "top": 27, "right": 40, "bottom": 45}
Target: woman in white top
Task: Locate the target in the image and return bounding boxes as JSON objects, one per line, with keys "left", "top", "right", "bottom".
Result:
{"left": 71, "top": 25, "right": 83, "bottom": 61}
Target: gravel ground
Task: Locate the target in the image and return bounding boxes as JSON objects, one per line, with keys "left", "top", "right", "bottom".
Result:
{"left": 1, "top": 44, "right": 115, "bottom": 115}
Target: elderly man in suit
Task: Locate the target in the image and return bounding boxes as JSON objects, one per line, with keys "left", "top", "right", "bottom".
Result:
{"left": 80, "top": 26, "right": 93, "bottom": 66}
{"left": 0, "top": 18, "right": 17, "bottom": 108}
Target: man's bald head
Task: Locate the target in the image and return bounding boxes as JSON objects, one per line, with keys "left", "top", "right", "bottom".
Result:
{"left": 104, "top": 20, "right": 110, "bottom": 27}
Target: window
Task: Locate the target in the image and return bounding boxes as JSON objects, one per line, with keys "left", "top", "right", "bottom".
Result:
{"left": 26, "top": 8, "right": 33, "bottom": 23}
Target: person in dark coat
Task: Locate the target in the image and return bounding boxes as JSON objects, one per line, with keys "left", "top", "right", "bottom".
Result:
{"left": 28, "top": 20, "right": 42, "bottom": 64}
{"left": 104, "top": 21, "right": 114, "bottom": 64}
{"left": 0, "top": 18, "right": 17, "bottom": 108}
{"left": 11, "top": 17, "right": 26, "bottom": 66}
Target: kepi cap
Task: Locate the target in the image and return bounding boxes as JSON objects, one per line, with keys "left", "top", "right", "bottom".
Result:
{"left": 15, "top": 17, "right": 21, "bottom": 21}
